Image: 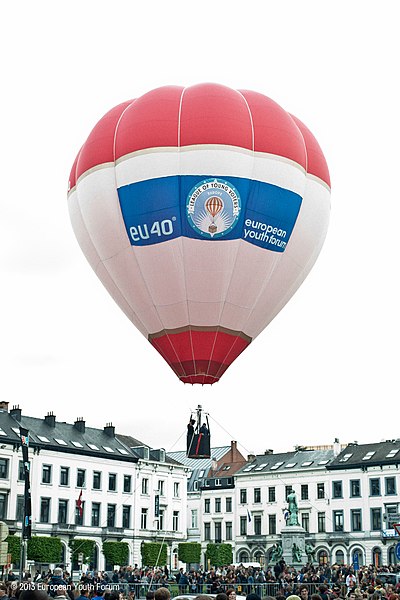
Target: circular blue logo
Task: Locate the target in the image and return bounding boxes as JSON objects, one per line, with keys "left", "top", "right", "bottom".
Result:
{"left": 186, "top": 178, "right": 241, "bottom": 238}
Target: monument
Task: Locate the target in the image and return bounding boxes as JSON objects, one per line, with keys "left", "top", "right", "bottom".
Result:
{"left": 281, "top": 490, "right": 306, "bottom": 566}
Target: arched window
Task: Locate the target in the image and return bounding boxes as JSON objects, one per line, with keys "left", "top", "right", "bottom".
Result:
{"left": 318, "top": 549, "right": 328, "bottom": 565}
{"left": 372, "top": 547, "right": 382, "bottom": 568}
{"left": 238, "top": 550, "right": 250, "bottom": 563}
{"left": 335, "top": 550, "right": 345, "bottom": 565}
{"left": 388, "top": 546, "right": 395, "bottom": 565}
{"left": 254, "top": 550, "right": 264, "bottom": 566}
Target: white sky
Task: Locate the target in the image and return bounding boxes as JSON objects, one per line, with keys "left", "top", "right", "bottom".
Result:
{"left": 2, "top": 1, "right": 399, "bottom": 458}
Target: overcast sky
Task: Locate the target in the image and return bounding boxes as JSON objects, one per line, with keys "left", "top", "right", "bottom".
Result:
{"left": 2, "top": 1, "right": 399, "bottom": 458}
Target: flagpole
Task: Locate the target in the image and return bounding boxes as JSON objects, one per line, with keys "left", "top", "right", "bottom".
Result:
{"left": 19, "top": 427, "right": 32, "bottom": 582}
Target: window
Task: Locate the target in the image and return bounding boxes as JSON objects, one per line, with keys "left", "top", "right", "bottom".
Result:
{"left": 75, "top": 501, "right": 84, "bottom": 525}
{"left": 93, "top": 471, "right": 101, "bottom": 490}
{"left": 240, "top": 489, "right": 247, "bottom": 504}
{"left": 122, "top": 505, "right": 131, "bottom": 528}
{"left": 333, "top": 510, "right": 344, "bottom": 531}
{"left": 226, "top": 521, "right": 232, "bottom": 540}
{"left": 215, "top": 498, "right": 221, "bottom": 513}
{"left": 285, "top": 486, "right": 292, "bottom": 500}
{"left": 268, "top": 514, "right": 276, "bottom": 535}
{"left": 173, "top": 482, "right": 180, "bottom": 497}
{"left": 108, "top": 473, "right": 117, "bottom": 492}
{"left": 141, "top": 508, "right": 148, "bottom": 529}
{"left": 226, "top": 497, "right": 232, "bottom": 512}
{"left": 370, "top": 478, "right": 380, "bottom": 496}
{"left": 142, "top": 478, "right": 149, "bottom": 495}
{"left": 350, "top": 479, "right": 361, "bottom": 497}
{"left": 124, "top": 475, "right": 132, "bottom": 493}
{"left": 301, "top": 513, "right": 310, "bottom": 532}
{"left": 91, "top": 502, "right": 100, "bottom": 527}
{"left": 215, "top": 521, "right": 222, "bottom": 543}
{"left": 254, "top": 515, "right": 262, "bottom": 535}
{"left": 204, "top": 499, "right": 210, "bottom": 513}
{"left": 215, "top": 479, "right": 221, "bottom": 487}
{"left": 371, "top": 508, "right": 382, "bottom": 531}
{"left": 254, "top": 488, "right": 261, "bottom": 503}
{"left": 316, "top": 483, "right": 325, "bottom": 499}
{"left": 301, "top": 484, "right": 309, "bottom": 500}
{"left": 77, "top": 469, "right": 86, "bottom": 488}
{"left": 351, "top": 509, "right": 362, "bottom": 531}
{"left": 268, "top": 487, "right": 276, "bottom": 502}
{"left": 318, "top": 512, "right": 326, "bottom": 533}
{"left": 0, "top": 458, "right": 8, "bottom": 479}
{"left": 191, "top": 509, "right": 198, "bottom": 528}
{"left": 0, "top": 494, "right": 7, "bottom": 520}
{"left": 204, "top": 522, "right": 211, "bottom": 540}
{"left": 40, "top": 498, "right": 51, "bottom": 523}
{"left": 157, "top": 509, "right": 164, "bottom": 531}
{"left": 18, "top": 461, "right": 25, "bottom": 481}
{"left": 158, "top": 480, "right": 165, "bottom": 496}
{"left": 42, "top": 464, "right": 52, "bottom": 484}
{"left": 60, "top": 467, "right": 69, "bottom": 486}
{"left": 107, "top": 504, "right": 116, "bottom": 527}
{"left": 332, "top": 481, "right": 343, "bottom": 498}
{"left": 240, "top": 515, "right": 247, "bottom": 535}
{"left": 58, "top": 499, "right": 68, "bottom": 524}
{"left": 16, "top": 495, "right": 24, "bottom": 521}
{"left": 385, "top": 477, "right": 396, "bottom": 495}
{"left": 173, "top": 510, "right": 179, "bottom": 531}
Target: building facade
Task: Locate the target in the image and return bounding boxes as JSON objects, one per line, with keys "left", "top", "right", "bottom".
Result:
{"left": 0, "top": 403, "right": 188, "bottom": 571}
{"left": 190, "top": 441, "right": 400, "bottom": 567}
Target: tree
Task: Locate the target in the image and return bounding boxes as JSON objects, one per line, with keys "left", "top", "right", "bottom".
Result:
{"left": 102, "top": 542, "right": 129, "bottom": 567}
{"left": 69, "top": 538, "right": 96, "bottom": 564}
{"left": 206, "top": 543, "right": 233, "bottom": 567}
{"left": 141, "top": 542, "right": 167, "bottom": 567}
{"left": 27, "top": 537, "right": 62, "bottom": 563}
{"left": 6, "top": 535, "right": 21, "bottom": 565}
{"left": 178, "top": 542, "right": 201, "bottom": 566}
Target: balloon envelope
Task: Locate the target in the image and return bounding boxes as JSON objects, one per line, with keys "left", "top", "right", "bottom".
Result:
{"left": 68, "top": 83, "right": 330, "bottom": 384}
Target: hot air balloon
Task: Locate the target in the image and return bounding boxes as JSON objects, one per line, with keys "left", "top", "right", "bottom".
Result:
{"left": 68, "top": 83, "right": 330, "bottom": 384}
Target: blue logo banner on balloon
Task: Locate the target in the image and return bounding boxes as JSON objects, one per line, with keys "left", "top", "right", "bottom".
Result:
{"left": 117, "top": 175, "right": 302, "bottom": 252}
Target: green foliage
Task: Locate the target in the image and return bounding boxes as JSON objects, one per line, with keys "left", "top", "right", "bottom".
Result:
{"left": 6, "top": 535, "right": 21, "bottom": 564}
{"left": 141, "top": 542, "right": 167, "bottom": 567}
{"left": 178, "top": 542, "right": 201, "bottom": 565}
{"left": 102, "top": 542, "right": 129, "bottom": 567}
{"left": 27, "top": 537, "right": 62, "bottom": 563}
{"left": 206, "top": 543, "right": 233, "bottom": 567}
{"left": 69, "top": 538, "right": 96, "bottom": 563}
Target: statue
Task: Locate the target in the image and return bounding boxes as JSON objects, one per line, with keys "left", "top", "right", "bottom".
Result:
{"left": 305, "top": 542, "right": 316, "bottom": 563}
{"left": 270, "top": 542, "right": 283, "bottom": 563}
{"left": 292, "top": 542, "right": 302, "bottom": 563}
{"left": 287, "top": 490, "right": 300, "bottom": 526}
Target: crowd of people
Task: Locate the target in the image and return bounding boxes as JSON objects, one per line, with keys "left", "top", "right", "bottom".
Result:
{"left": 0, "top": 562, "right": 399, "bottom": 600}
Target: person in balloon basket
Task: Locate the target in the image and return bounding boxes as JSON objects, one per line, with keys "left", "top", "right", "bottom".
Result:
{"left": 187, "top": 419, "right": 196, "bottom": 453}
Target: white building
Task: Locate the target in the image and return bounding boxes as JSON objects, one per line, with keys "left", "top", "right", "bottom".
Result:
{"left": 0, "top": 403, "right": 188, "bottom": 571}
{"left": 188, "top": 441, "right": 400, "bottom": 567}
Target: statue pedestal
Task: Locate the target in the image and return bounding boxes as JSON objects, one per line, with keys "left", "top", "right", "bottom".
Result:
{"left": 281, "top": 524, "right": 306, "bottom": 566}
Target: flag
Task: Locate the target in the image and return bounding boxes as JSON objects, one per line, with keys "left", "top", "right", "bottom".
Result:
{"left": 76, "top": 489, "right": 83, "bottom": 517}
{"left": 247, "top": 509, "right": 252, "bottom": 523}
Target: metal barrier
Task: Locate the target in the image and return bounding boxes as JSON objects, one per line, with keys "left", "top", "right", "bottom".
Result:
{"left": 90, "top": 581, "right": 331, "bottom": 599}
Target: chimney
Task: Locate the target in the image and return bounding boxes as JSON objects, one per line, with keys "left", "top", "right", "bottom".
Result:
{"left": 44, "top": 412, "right": 56, "bottom": 427}
{"left": 10, "top": 405, "right": 22, "bottom": 421}
{"left": 230, "top": 440, "right": 237, "bottom": 461}
{"left": 0, "top": 402, "right": 9, "bottom": 411}
{"left": 264, "top": 449, "right": 273, "bottom": 455}
{"left": 247, "top": 453, "right": 256, "bottom": 462}
{"left": 333, "top": 437, "right": 341, "bottom": 457}
{"left": 74, "top": 417, "right": 85, "bottom": 433}
{"left": 104, "top": 423, "right": 115, "bottom": 437}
